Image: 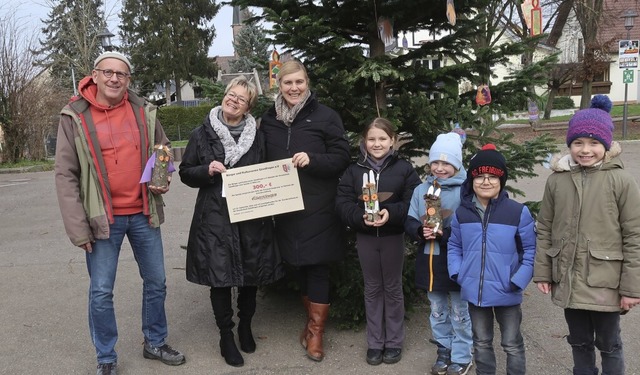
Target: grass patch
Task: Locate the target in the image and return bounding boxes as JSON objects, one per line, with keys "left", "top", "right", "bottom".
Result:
{"left": 508, "top": 103, "right": 640, "bottom": 124}
{"left": 0, "top": 159, "right": 54, "bottom": 169}
{"left": 172, "top": 140, "right": 189, "bottom": 147}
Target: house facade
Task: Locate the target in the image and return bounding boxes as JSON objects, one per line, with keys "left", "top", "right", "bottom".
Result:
{"left": 549, "top": 0, "right": 640, "bottom": 105}
{"left": 396, "top": 24, "right": 555, "bottom": 98}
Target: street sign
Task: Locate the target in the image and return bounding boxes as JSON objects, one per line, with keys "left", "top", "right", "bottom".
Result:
{"left": 619, "top": 40, "right": 640, "bottom": 69}
{"left": 624, "top": 69, "right": 634, "bottom": 84}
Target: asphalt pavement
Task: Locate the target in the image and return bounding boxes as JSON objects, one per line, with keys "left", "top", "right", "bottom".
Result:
{"left": 2, "top": 142, "right": 640, "bottom": 374}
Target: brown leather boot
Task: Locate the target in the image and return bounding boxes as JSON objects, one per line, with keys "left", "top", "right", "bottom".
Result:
{"left": 299, "top": 296, "right": 310, "bottom": 349}
{"left": 305, "top": 302, "right": 329, "bottom": 361}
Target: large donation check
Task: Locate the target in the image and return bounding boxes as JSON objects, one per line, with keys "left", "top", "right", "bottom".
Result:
{"left": 222, "top": 158, "right": 305, "bottom": 223}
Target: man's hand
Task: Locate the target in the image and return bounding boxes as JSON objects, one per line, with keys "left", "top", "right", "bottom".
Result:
{"left": 78, "top": 242, "right": 93, "bottom": 253}
{"left": 149, "top": 175, "right": 171, "bottom": 194}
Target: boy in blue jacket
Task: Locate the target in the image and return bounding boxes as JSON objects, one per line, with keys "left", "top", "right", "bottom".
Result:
{"left": 447, "top": 144, "right": 536, "bottom": 375}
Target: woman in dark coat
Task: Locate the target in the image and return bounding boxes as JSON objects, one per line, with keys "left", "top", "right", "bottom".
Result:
{"left": 179, "top": 76, "right": 283, "bottom": 368}
{"left": 260, "top": 60, "right": 350, "bottom": 362}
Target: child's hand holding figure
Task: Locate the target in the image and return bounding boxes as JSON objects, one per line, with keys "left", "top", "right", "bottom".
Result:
{"left": 363, "top": 209, "right": 389, "bottom": 227}
{"left": 422, "top": 226, "right": 443, "bottom": 240}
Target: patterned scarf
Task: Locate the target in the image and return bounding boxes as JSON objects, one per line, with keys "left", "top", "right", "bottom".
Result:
{"left": 274, "top": 90, "right": 311, "bottom": 126}
{"left": 209, "top": 106, "right": 256, "bottom": 167}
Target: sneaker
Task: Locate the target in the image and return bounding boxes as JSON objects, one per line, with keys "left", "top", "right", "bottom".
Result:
{"left": 96, "top": 362, "right": 117, "bottom": 375}
{"left": 382, "top": 348, "right": 402, "bottom": 364}
{"left": 446, "top": 362, "right": 473, "bottom": 375}
{"left": 366, "top": 348, "right": 383, "bottom": 365}
{"left": 143, "top": 342, "right": 186, "bottom": 366}
{"left": 431, "top": 357, "right": 450, "bottom": 375}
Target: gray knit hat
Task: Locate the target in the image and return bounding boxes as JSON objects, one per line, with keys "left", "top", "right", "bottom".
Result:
{"left": 94, "top": 51, "right": 132, "bottom": 73}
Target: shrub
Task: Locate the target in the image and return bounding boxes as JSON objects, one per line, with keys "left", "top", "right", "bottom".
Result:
{"left": 553, "top": 96, "right": 575, "bottom": 110}
{"left": 329, "top": 232, "right": 422, "bottom": 329}
{"left": 157, "top": 105, "right": 210, "bottom": 141}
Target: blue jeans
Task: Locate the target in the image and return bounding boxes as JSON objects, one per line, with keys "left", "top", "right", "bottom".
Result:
{"left": 428, "top": 291, "right": 473, "bottom": 364}
{"left": 86, "top": 213, "right": 168, "bottom": 364}
{"left": 469, "top": 304, "right": 525, "bottom": 375}
{"left": 564, "top": 308, "right": 624, "bottom": 375}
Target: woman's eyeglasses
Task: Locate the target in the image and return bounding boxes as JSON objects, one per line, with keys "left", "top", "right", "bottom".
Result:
{"left": 226, "top": 91, "right": 248, "bottom": 106}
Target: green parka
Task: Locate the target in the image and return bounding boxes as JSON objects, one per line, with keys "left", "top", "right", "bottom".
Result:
{"left": 533, "top": 142, "right": 640, "bottom": 312}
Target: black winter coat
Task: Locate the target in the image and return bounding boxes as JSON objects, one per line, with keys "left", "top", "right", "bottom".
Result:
{"left": 335, "top": 153, "right": 421, "bottom": 237}
{"left": 179, "top": 114, "right": 284, "bottom": 287}
{"left": 260, "top": 93, "right": 350, "bottom": 265}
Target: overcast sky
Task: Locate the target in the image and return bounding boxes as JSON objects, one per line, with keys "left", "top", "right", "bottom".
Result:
{"left": 1, "top": 0, "right": 236, "bottom": 57}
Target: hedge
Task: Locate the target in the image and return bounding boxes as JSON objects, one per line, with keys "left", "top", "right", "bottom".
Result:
{"left": 157, "top": 105, "right": 211, "bottom": 141}
{"left": 157, "top": 96, "right": 275, "bottom": 141}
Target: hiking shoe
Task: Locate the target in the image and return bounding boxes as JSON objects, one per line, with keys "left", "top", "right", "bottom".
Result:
{"left": 382, "top": 348, "right": 402, "bottom": 364}
{"left": 446, "top": 362, "right": 473, "bottom": 375}
{"left": 143, "top": 342, "right": 186, "bottom": 366}
{"left": 431, "top": 357, "right": 450, "bottom": 375}
{"left": 366, "top": 348, "right": 383, "bottom": 365}
{"left": 96, "top": 362, "right": 117, "bottom": 375}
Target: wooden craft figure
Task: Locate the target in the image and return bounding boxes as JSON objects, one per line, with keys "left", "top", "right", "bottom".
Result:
{"left": 360, "top": 170, "right": 394, "bottom": 222}
{"left": 424, "top": 181, "right": 442, "bottom": 233}
{"left": 362, "top": 170, "right": 381, "bottom": 222}
{"left": 151, "top": 144, "right": 172, "bottom": 188}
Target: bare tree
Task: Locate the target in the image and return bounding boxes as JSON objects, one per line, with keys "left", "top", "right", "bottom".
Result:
{"left": 1, "top": 11, "right": 64, "bottom": 163}
{"left": 36, "top": 0, "right": 107, "bottom": 93}
{"left": 574, "top": 0, "right": 609, "bottom": 108}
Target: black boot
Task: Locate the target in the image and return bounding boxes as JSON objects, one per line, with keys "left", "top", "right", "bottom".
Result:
{"left": 210, "top": 287, "right": 244, "bottom": 367}
{"left": 237, "top": 286, "right": 257, "bottom": 353}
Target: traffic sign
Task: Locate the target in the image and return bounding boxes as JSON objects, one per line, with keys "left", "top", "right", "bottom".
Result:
{"left": 619, "top": 40, "right": 640, "bottom": 69}
{"left": 624, "top": 69, "right": 634, "bottom": 84}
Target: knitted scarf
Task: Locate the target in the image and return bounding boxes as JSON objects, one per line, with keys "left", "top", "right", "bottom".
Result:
{"left": 274, "top": 90, "right": 311, "bottom": 126}
{"left": 209, "top": 106, "right": 256, "bottom": 167}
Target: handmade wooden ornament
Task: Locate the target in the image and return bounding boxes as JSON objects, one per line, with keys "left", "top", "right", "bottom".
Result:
{"left": 362, "top": 170, "right": 381, "bottom": 222}
{"left": 446, "top": 0, "right": 456, "bottom": 26}
{"left": 423, "top": 181, "right": 442, "bottom": 233}
{"left": 151, "top": 145, "right": 172, "bottom": 188}
{"left": 377, "top": 16, "right": 395, "bottom": 49}
{"left": 475, "top": 84, "right": 492, "bottom": 106}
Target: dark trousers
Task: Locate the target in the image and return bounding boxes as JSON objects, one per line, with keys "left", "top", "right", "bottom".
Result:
{"left": 295, "top": 264, "right": 331, "bottom": 304}
{"left": 468, "top": 304, "right": 525, "bottom": 375}
{"left": 356, "top": 233, "right": 405, "bottom": 349}
{"left": 564, "top": 308, "right": 624, "bottom": 375}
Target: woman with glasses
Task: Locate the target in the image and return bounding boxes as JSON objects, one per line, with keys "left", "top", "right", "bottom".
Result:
{"left": 179, "top": 76, "right": 284, "bottom": 367}
{"left": 259, "top": 60, "right": 350, "bottom": 362}
{"left": 447, "top": 144, "right": 536, "bottom": 375}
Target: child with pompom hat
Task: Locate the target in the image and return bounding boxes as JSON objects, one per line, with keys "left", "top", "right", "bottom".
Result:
{"left": 405, "top": 131, "right": 473, "bottom": 375}
{"left": 534, "top": 95, "right": 640, "bottom": 375}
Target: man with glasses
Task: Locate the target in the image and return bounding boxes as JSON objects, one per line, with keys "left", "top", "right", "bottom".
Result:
{"left": 54, "top": 51, "right": 185, "bottom": 375}
{"left": 447, "top": 144, "right": 536, "bottom": 375}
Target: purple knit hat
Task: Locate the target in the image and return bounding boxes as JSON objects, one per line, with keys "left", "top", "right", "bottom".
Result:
{"left": 566, "top": 95, "right": 614, "bottom": 150}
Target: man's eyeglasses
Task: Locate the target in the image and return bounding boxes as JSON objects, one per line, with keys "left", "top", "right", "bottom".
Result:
{"left": 473, "top": 175, "right": 500, "bottom": 185}
{"left": 226, "top": 91, "right": 248, "bottom": 106}
{"left": 95, "top": 68, "right": 130, "bottom": 80}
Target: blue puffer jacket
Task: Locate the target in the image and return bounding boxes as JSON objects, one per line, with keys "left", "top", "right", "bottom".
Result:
{"left": 447, "top": 181, "right": 536, "bottom": 307}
